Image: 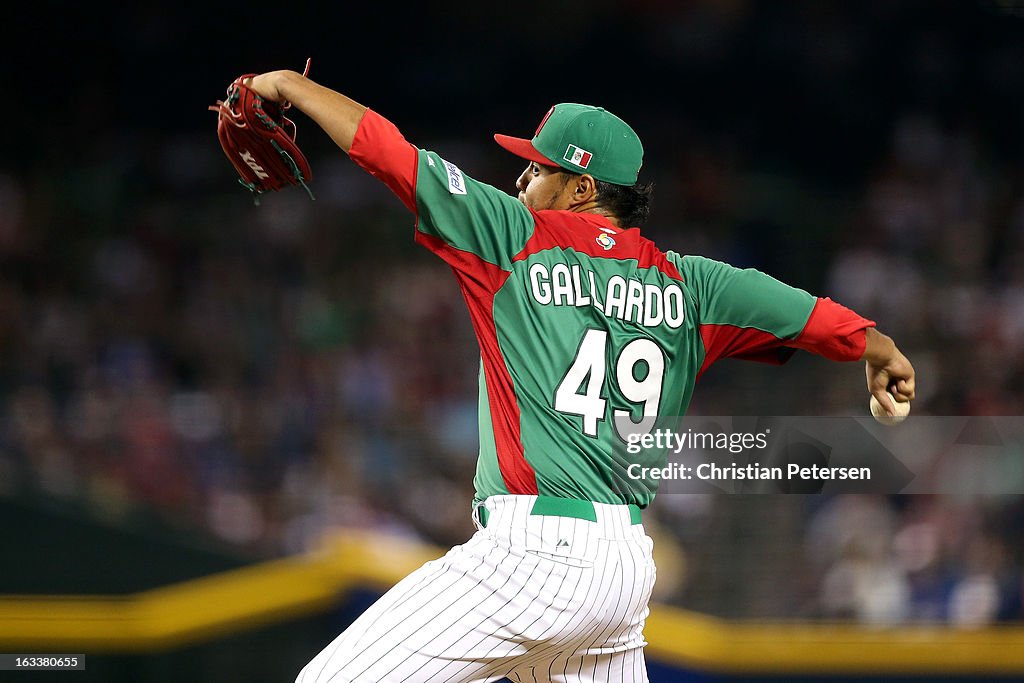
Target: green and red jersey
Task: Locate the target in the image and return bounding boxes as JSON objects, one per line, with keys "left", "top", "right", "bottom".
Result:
{"left": 349, "top": 110, "right": 875, "bottom": 508}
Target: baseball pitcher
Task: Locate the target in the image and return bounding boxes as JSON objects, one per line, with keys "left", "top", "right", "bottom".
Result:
{"left": 235, "top": 69, "right": 916, "bottom": 683}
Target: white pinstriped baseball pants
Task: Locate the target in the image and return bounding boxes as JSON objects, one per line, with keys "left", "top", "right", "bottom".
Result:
{"left": 296, "top": 495, "right": 656, "bottom": 683}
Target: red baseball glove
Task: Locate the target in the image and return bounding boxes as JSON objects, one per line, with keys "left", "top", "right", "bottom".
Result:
{"left": 209, "top": 59, "right": 314, "bottom": 203}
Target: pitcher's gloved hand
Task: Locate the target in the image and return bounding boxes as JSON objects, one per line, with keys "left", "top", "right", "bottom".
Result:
{"left": 208, "top": 59, "right": 314, "bottom": 203}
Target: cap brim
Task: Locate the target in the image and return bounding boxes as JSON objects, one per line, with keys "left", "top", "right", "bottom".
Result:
{"left": 493, "top": 134, "right": 558, "bottom": 167}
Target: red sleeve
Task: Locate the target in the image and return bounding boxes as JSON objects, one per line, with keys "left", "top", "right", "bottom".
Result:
{"left": 347, "top": 109, "right": 419, "bottom": 215}
{"left": 786, "top": 297, "right": 875, "bottom": 361}
{"left": 696, "top": 326, "right": 798, "bottom": 380}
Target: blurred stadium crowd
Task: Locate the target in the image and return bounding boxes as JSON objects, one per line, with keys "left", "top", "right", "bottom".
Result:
{"left": 2, "top": 1, "right": 1023, "bottom": 626}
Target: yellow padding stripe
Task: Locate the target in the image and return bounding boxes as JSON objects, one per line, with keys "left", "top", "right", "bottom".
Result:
{"left": 0, "top": 533, "right": 440, "bottom": 652}
{"left": 0, "top": 533, "right": 1022, "bottom": 674}
{"left": 645, "top": 605, "right": 1024, "bottom": 674}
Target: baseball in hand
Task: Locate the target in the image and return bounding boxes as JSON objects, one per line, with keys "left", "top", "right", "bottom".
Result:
{"left": 870, "top": 392, "right": 910, "bottom": 425}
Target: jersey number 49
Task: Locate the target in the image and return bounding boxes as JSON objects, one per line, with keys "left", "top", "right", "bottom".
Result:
{"left": 554, "top": 329, "right": 665, "bottom": 441}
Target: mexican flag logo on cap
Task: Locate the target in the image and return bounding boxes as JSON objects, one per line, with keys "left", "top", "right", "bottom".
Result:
{"left": 563, "top": 144, "right": 593, "bottom": 169}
